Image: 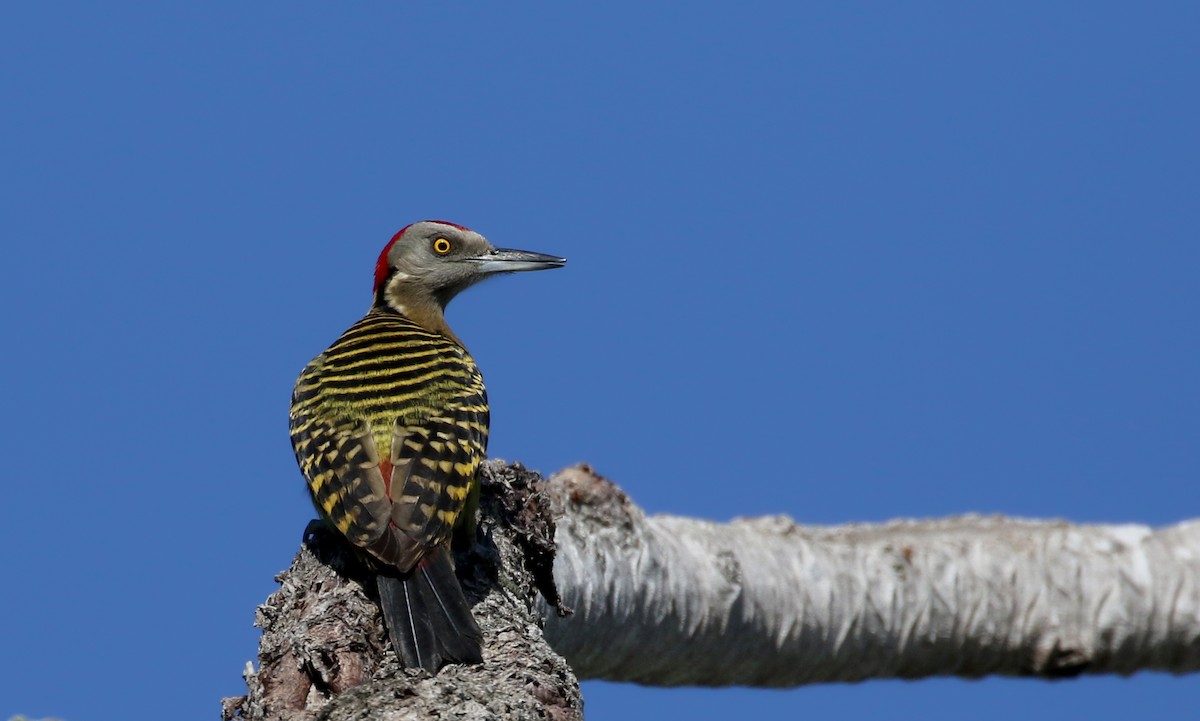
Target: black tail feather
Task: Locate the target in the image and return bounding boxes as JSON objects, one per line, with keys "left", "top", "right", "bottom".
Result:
{"left": 376, "top": 545, "right": 483, "bottom": 674}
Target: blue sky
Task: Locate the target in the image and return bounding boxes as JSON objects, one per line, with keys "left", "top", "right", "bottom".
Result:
{"left": 2, "top": 3, "right": 1197, "bottom": 719}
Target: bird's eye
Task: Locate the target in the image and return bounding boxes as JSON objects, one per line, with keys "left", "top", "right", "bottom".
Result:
{"left": 432, "top": 237, "right": 453, "bottom": 255}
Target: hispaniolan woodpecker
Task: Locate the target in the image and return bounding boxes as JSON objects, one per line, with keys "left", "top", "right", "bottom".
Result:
{"left": 289, "top": 221, "right": 565, "bottom": 673}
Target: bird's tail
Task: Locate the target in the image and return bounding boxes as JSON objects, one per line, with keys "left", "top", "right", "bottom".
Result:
{"left": 376, "top": 545, "right": 483, "bottom": 674}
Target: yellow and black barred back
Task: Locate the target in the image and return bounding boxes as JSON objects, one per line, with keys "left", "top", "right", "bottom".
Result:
{"left": 289, "top": 308, "right": 489, "bottom": 572}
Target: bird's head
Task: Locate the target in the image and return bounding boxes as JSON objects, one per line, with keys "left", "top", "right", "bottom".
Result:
{"left": 373, "top": 220, "right": 565, "bottom": 323}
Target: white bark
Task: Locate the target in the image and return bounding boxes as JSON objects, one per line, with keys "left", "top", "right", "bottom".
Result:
{"left": 539, "top": 465, "right": 1200, "bottom": 686}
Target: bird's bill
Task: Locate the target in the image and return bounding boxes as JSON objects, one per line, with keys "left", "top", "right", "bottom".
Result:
{"left": 470, "top": 248, "right": 567, "bottom": 274}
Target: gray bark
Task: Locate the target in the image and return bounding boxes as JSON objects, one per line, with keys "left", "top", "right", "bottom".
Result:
{"left": 222, "top": 462, "right": 581, "bottom": 721}
{"left": 224, "top": 462, "right": 1200, "bottom": 718}
{"left": 541, "top": 465, "right": 1200, "bottom": 686}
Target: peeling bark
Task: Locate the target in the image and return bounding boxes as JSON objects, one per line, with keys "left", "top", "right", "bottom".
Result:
{"left": 225, "top": 462, "right": 1200, "bottom": 718}
{"left": 540, "top": 465, "right": 1200, "bottom": 686}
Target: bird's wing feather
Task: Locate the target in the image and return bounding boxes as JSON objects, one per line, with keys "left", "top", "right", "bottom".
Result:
{"left": 388, "top": 404, "right": 488, "bottom": 556}
{"left": 290, "top": 414, "right": 392, "bottom": 540}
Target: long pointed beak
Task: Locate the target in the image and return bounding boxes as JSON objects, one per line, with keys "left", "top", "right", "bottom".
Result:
{"left": 470, "top": 247, "right": 566, "bottom": 274}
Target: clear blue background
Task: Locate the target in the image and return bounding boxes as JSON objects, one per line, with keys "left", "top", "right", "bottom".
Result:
{"left": 1, "top": 3, "right": 1196, "bottom": 719}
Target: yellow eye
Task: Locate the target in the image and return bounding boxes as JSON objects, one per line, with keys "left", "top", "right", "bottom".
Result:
{"left": 432, "top": 237, "right": 452, "bottom": 255}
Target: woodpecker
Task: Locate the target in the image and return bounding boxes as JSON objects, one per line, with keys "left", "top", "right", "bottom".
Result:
{"left": 289, "top": 220, "right": 564, "bottom": 673}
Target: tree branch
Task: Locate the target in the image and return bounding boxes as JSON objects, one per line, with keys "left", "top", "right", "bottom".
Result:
{"left": 225, "top": 462, "right": 1200, "bottom": 718}
{"left": 540, "top": 464, "right": 1200, "bottom": 686}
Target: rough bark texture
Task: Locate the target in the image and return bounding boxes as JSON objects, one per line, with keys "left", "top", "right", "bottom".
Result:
{"left": 222, "top": 461, "right": 581, "bottom": 721}
{"left": 227, "top": 461, "right": 1200, "bottom": 717}
{"left": 539, "top": 464, "right": 1200, "bottom": 686}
